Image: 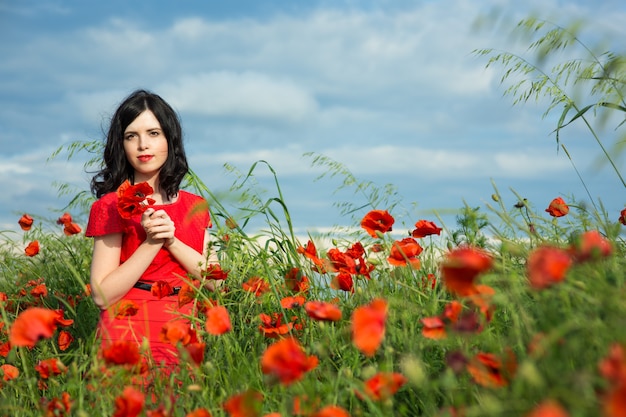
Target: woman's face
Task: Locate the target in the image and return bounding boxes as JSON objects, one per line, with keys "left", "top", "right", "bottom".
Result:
{"left": 123, "top": 110, "right": 169, "bottom": 185}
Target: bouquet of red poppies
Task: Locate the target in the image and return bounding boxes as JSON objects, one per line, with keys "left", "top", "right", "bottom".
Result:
{"left": 116, "top": 180, "right": 156, "bottom": 219}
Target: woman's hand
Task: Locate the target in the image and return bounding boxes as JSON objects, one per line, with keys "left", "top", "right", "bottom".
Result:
{"left": 141, "top": 208, "right": 176, "bottom": 247}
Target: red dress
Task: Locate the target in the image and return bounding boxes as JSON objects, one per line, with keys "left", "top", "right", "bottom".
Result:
{"left": 85, "top": 190, "right": 210, "bottom": 365}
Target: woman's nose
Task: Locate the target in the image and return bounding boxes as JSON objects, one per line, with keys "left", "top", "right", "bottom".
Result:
{"left": 137, "top": 135, "right": 149, "bottom": 150}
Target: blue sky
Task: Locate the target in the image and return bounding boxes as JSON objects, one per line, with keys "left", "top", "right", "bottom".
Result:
{"left": 1, "top": 0, "right": 625, "bottom": 238}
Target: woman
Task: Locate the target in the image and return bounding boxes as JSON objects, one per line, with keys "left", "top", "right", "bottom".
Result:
{"left": 86, "top": 89, "right": 216, "bottom": 366}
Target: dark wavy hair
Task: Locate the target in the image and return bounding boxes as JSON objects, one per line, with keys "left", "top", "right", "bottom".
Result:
{"left": 91, "top": 89, "right": 189, "bottom": 199}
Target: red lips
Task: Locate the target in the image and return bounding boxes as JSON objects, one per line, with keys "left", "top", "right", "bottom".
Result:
{"left": 137, "top": 155, "right": 153, "bottom": 162}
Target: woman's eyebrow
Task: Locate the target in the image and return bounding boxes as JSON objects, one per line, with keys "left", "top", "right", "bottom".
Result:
{"left": 124, "top": 126, "right": 162, "bottom": 133}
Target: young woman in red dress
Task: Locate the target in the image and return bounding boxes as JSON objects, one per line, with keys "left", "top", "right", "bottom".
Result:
{"left": 86, "top": 89, "right": 217, "bottom": 367}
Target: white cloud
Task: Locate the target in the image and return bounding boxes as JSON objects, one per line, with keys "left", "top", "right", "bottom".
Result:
{"left": 0, "top": 162, "right": 32, "bottom": 175}
{"left": 84, "top": 18, "right": 156, "bottom": 58}
{"left": 66, "top": 89, "right": 129, "bottom": 125}
{"left": 190, "top": 144, "right": 572, "bottom": 181}
{"left": 159, "top": 72, "right": 318, "bottom": 123}
{"left": 323, "top": 145, "right": 573, "bottom": 179}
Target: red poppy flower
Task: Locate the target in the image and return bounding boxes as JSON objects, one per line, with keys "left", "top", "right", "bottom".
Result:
{"left": 113, "top": 386, "right": 145, "bottom": 417}
{"left": 598, "top": 343, "right": 626, "bottom": 385}
{"left": 223, "top": 389, "right": 263, "bottom": 417}
{"left": 604, "top": 382, "right": 626, "bottom": 417}
{"left": 151, "top": 280, "right": 173, "bottom": 299}
{"left": 34, "top": 358, "right": 67, "bottom": 379}
{"left": 467, "top": 352, "right": 506, "bottom": 387}
{"left": 443, "top": 302, "right": 462, "bottom": 325}
{"left": 160, "top": 320, "right": 198, "bottom": 345}
{"left": 351, "top": 298, "right": 387, "bottom": 357}
{"left": 370, "top": 243, "right": 384, "bottom": 253}
{"left": 20, "top": 278, "right": 43, "bottom": 297}
{"left": 178, "top": 280, "right": 200, "bottom": 307}
{"left": 284, "top": 268, "right": 309, "bottom": 293}
{"left": 280, "top": 295, "right": 306, "bottom": 309}
{"left": 545, "top": 197, "right": 569, "bottom": 217}
{"left": 326, "top": 248, "right": 357, "bottom": 274}
{"left": 411, "top": 219, "right": 442, "bottom": 238}
{"left": 1, "top": 364, "right": 19, "bottom": 381}
{"left": 101, "top": 340, "right": 141, "bottom": 366}
{"left": 18, "top": 214, "right": 34, "bottom": 231}
{"left": 259, "top": 313, "right": 294, "bottom": 339}
{"left": 388, "top": 238, "right": 423, "bottom": 268}
{"left": 57, "top": 330, "right": 74, "bottom": 351}
{"left": 345, "top": 241, "right": 365, "bottom": 258}
{"left": 346, "top": 242, "right": 376, "bottom": 279}
{"left": 43, "top": 392, "right": 72, "bottom": 417}
{"left": 297, "top": 240, "right": 328, "bottom": 273}
{"left": 261, "top": 337, "right": 318, "bottom": 385}
{"left": 30, "top": 283, "right": 48, "bottom": 298}
{"left": 527, "top": 246, "right": 572, "bottom": 290}
{"left": 466, "top": 287, "right": 494, "bottom": 328}
{"left": 331, "top": 272, "right": 354, "bottom": 293}
{"left": 186, "top": 408, "right": 213, "bottom": 417}
{"left": 358, "top": 372, "right": 407, "bottom": 401}
{"left": 360, "top": 210, "right": 395, "bottom": 238}
{"left": 440, "top": 246, "right": 493, "bottom": 296}
{"left": 304, "top": 301, "right": 342, "bottom": 322}
{"left": 184, "top": 342, "right": 206, "bottom": 366}
{"left": 242, "top": 277, "right": 270, "bottom": 297}
{"left": 112, "top": 300, "right": 139, "bottom": 318}
{"left": 526, "top": 400, "right": 570, "bottom": 417}
{"left": 9, "top": 307, "right": 72, "bottom": 348}
{"left": 354, "top": 255, "right": 376, "bottom": 280}
{"left": 311, "top": 405, "right": 350, "bottom": 417}
{"left": 450, "top": 310, "right": 484, "bottom": 334}
{"left": 63, "top": 222, "right": 82, "bottom": 236}
{"left": 466, "top": 351, "right": 516, "bottom": 388}
{"left": 421, "top": 316, "right": 446, "bottom": 339}
{"left": 569, "top": 230, "right": 613, "bottom": 262}
{"left": 24, "top": 240, "right": 40, "bottom": 257}
{"left": 202, "top": 264, "right": 229, "bottom": 280}
{"left": 0, "top": 341, "right": 11, "bottom": 357}
{"left": 421, "top": 300, "right": 463, "bottom": 339}
{"left": 205, "top": 306, "right": 232, "bottom": 335}
{"left": 117, "top": 180, "right": 155, "bottom": 219}
{"left": 619, "top": 208, "right": 626, "bottom": 226}
{"left": 57, "top": 213, "right": 81, "bottom": 235}
{"left": 56, "top": 212, "right": 72, "bottom": 225}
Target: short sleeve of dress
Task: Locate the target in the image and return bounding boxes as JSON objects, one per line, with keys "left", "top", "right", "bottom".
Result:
{"left": 85, "top": 193, "right": 124, "bottom": 237}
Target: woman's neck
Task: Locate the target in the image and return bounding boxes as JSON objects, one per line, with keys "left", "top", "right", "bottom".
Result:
{"left": 132, "top": 174, "right": 171, "bottom": 205}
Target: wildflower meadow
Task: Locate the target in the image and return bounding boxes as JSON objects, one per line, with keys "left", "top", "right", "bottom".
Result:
{"left": 1, "top": 16, "right": 626, "bottom": 417}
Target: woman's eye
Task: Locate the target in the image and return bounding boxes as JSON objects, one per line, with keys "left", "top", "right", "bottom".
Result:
{"left": 124, "top": 134, "right": 135, "bottom": 140}
{"left": 149, "top": 130, "right": 161, "bottom": 137}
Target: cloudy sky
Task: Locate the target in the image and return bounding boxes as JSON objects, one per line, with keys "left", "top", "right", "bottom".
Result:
{"left": 1, "top": 0, "right": 625, "bottom": 238}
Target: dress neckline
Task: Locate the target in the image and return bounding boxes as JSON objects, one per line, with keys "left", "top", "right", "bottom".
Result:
{"left": 151, "top": 191, "right": 182, "bottom": 208}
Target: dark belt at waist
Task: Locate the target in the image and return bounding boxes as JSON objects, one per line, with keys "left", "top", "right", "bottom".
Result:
{"left": 133, "top": 281, "right": 181, "bottom": 296}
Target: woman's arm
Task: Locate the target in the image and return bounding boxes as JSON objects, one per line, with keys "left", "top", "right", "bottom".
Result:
{"left": 90, "top": 210, "right": 165, "bottom": 309}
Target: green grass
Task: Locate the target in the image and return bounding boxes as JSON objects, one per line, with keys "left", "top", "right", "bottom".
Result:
{"left": 0, "top": 167, "right": 624, "bottom": 417}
